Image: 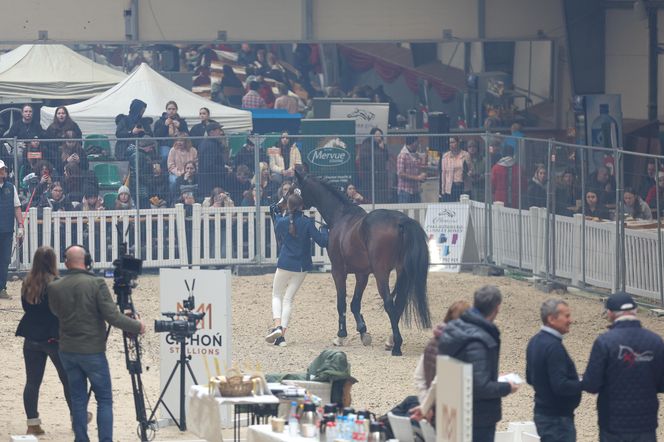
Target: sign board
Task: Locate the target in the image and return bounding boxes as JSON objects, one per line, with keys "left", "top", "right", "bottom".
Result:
{"left": 330, "top": 102, "right": 389, "bottom": 137}
{"left": 300, "top": 118, "right": 356, "bottom": 188}
{"left": 436, "top": 356, "right": 473, "bottom": 442}
{"left": 423, "top": 203, "right": 470, "bottom": 272}
{"left": 159, "top": 268, "right": 232, "bottom": 425}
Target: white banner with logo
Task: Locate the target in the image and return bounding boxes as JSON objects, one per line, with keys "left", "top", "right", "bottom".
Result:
{"left": 436, "top": 356, "right": 473, "bottom": 442}
{"left": 330, "top": 102, "right": 389, "bottom": 137}
{"left": 158, "top": 268, "right": 232, "bottom": 425}
{"left": 423, "top": 203, "right": 470, "bottom": 272}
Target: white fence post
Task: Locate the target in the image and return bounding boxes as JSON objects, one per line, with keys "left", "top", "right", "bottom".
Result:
{"left": 492, "top": 202, "right": 504, "bottom": 266}
{"left": 571, "top": 213, "right": 583, "bottom": 286}
{"left": 175, "top": 203, "right": 189, "bottom": 266}
{"left": 191, "top": 203, "right": 202, "bottom": 266}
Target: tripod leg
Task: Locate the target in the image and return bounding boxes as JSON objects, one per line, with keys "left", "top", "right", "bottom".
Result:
{"left": 148, "top": 360, "right": 183, "bottom": 429}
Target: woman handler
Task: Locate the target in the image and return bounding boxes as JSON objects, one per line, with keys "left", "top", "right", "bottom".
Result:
{"left": 265, "top": 193, "right": 328, "bottom": 347}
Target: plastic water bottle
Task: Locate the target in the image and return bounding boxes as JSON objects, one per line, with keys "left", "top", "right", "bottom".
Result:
{"left": 325, "top": 422, "right": 337, "bottom": 442}
{"left": 288, "top": 401, "right": 299, "bottom": 436}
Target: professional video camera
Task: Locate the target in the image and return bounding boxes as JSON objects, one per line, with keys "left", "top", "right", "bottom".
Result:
{"left": 111, "top": 225, "right": 152, "bottom": 441}
{"left": 149, "top": 280, "right": 204, "bottom": 432}
{"left": 154, "top": 294, "right": 205, "bottom": 339}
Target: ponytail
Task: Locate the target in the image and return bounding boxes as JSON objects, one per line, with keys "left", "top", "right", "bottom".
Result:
{"left": 287, "top": 193, "right": 304, "bottom": 237}
{"left": 289, "top": 213, "right": 297, "bottom": 237}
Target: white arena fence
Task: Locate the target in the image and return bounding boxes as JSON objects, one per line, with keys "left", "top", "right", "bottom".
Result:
{"left": 9, "top": 199, "right": 664, "bottom": 305}
{"left": 3, "top": 131, "right": 663, "bottom": 305}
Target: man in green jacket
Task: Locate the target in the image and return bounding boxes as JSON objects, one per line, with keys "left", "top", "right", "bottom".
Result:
{"left": 49, "top": 245, "right": 145, "bottom": 442}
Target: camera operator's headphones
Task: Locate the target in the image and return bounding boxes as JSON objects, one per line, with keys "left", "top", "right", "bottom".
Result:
{"left": 64, "top": 244, "right": 93, "bottom": 271}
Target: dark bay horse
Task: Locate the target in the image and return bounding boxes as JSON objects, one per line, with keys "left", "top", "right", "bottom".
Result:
{"left": 293, "top": 170, "right": 431, "bottom": 356}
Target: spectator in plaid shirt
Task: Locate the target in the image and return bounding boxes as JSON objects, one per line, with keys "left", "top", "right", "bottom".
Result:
{"left": 242, "top": 81, "right": 266, "bottom": 109}
{"left": 397, "top": 136, "right": 427, "bottom": 203}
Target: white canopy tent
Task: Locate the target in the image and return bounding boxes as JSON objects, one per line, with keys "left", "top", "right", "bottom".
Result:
{"left": 0, "top": 44, "right": 126, "bottom": 99}
{"left": 41, "top": 63, "right": 253, "bottom": 135}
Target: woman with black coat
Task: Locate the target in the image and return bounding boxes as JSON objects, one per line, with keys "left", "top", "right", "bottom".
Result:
{"left": 15, "top": 246, "right": 72, "bottom": 436}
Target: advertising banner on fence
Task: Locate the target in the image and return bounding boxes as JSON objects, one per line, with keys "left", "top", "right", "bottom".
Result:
{"left": 159, "top": 268, "right": 232, "bottom": 424}
{"left": 300, "top": 119, "right": 356, "bottom": 188}
{"left": 330, "top": 102, "right": 389, "bottom": 137}
{"left": 423, "top": 203, "right": 470, "bottom": 272}
{"left": 436, "top": 356, "right": 473, "bottom": 442}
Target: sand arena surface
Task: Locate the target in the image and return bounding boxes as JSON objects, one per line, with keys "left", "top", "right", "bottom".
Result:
{"left": 1, "top": 271, "right": 663, "bottom": 441}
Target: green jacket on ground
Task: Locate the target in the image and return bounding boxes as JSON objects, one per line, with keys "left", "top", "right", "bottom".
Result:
{"left": 48, "top": 269, "right": 142, "bottom": 353}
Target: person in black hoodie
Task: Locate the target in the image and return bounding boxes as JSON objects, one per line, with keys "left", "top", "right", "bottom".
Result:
{"left": 438, "top": 285, "right": 519, "bottom": 442}
{"left": 15, "top": 246, "right": 72, "bottom": 436}
{"left": 526, "top": 299, "right": 581, "bottom": 442}
{"left": 115, "top": 99, "right": 153, "bottom": 160}
{"left": 582, "top": 292, "right": 664, "bottom": 442}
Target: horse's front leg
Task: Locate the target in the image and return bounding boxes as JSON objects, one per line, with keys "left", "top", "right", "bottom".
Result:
{"left": 331, "top": 269, "right": 349, "bottom": 346}
{"left": 350, "top": 273, "right": 371, "bottom": 346}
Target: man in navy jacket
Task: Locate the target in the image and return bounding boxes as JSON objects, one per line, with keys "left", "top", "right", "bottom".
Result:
{"left": 582, "top": 292, "right": 664, "bottom": 442}
{"left": 526, "top": 299, "right": 582, "bottom": 441}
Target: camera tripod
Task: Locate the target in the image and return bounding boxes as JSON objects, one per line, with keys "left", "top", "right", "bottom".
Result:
{"left": 148, "top": 333, "right": 198, "bottom": 431}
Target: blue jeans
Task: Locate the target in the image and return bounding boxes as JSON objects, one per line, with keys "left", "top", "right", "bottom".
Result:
{"left": 534, "top": 413, "right": 575, "bottom": 442}
{"left": 0, "top": 232, "right": 13, "bottom": 290}
{"left": 600, "top": 429, "right": 656, "bottom": 442}
{"left": 59, "top": 351, "right": 113, "bottom": 442}
{"left": 397, "top": 191, "right": 421, "bottom": 204}
{"left": 23, "top": 339, "right": 71, "bottom": 420}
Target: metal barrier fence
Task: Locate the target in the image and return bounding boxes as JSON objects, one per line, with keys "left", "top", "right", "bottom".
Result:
{"left": 3, "top": 131, "right": 662, "bottom": 304}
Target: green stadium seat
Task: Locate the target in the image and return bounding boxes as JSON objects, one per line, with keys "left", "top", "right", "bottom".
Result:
{"left": 84, "top": 134, "right": 112, "bottom": 159}
{"left": 103, "top": 192, "right": 118, "bottom": 209}
{"left": 228, "top": 133, "right": 250, "bottom": 158}
{"left": 94, "top": 163, "right": 122, "bottom": 190}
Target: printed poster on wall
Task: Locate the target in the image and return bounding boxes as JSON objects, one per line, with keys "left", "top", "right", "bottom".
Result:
{"left": 159, "top": 268, "right": 232, "bottom": 425}
{"left": 423, "top": 203, "right": 470, "bottom": 272}
{"left": 329, "top": 102, "right": 389, "bottom": 137}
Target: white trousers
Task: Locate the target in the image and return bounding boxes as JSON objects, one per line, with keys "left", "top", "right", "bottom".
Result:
{"left": 271, "top": 268, "right": 307, "bottom": 328}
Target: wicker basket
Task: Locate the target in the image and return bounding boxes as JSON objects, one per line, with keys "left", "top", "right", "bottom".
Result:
{"left": 217, "top": 375, "right": 254, "bottom": 397}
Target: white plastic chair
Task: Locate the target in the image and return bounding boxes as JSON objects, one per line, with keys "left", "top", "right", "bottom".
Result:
{"left": 419, "top": 420, "right": 436, "bottom": 442}
{"left": 387, "top": 412, "right": 415, "bottom": 442}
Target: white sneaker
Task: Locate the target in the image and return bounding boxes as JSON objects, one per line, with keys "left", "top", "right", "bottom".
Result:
{"left": 274, "top": 337, "right": 287, "bottom": 347}
{"left": 265, "top": 326, "right": 283, "bottom": 343}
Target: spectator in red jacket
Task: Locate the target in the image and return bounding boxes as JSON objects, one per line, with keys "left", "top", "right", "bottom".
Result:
{"left": 490, "top": 145, "right": 525, "bottom": 208}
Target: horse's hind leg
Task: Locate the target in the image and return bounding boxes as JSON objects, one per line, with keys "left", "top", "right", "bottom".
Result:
{"left": 332, "top": 270, "right": 349, "bottom": 346}
{"left": 375, "top": 272, "right": 402, "bottom": 355}
{"left": 388, "top": 291, "right": 408, "bottom": 356}
{"left": 351, "top": 273, "right": 371, "bottom": 346}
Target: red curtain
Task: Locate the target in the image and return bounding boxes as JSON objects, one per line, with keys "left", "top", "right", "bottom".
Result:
{"left": 340, "top": 45, "right": 458, "bottom": 102}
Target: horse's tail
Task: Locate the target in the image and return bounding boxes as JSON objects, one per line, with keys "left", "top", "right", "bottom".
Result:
{"left": 395, "top": 217, "right": 431, "bottom": 329}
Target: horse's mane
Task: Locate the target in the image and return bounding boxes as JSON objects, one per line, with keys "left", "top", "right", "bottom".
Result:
{"left": 306, "top": 175, "right": 366, "bottom": 216}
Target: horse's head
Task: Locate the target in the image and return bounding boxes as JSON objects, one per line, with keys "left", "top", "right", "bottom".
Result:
{"left": 293, "top": 169, "right": 314, "bottom": 209}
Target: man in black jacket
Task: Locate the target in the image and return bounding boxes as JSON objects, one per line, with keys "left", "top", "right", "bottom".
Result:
{"left": 526, "top": 299, "right": 581, "bottom": 441}
{"left": 582, "top": 292, "right": 664, "bottom": 442}
{"left": 438, "top": 285, "right": 519, "bottom": 442}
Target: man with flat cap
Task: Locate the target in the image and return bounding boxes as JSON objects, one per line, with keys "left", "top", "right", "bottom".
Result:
{"left": 49, "top": 245, "right": 145, "bottom": 442}
{"left": 582, "top": 292, "right": 664, "bottom": 442}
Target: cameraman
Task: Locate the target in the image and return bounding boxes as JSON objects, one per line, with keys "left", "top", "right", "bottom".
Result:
{"left": 48, "top": 245, "right": 145, "bottom": 442}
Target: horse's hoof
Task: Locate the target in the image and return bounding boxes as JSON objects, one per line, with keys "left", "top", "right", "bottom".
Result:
{"left": 333, "top": 336, "right": 347, "bottom": 346}
{"left": 391, "top": 348, "right": 403, "bottom": 356}
{"left": 360, "top": 332, "right": 372, "bottom": 346}
{"left": 384, "top": 335, "right": 394, "bottom": 351}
